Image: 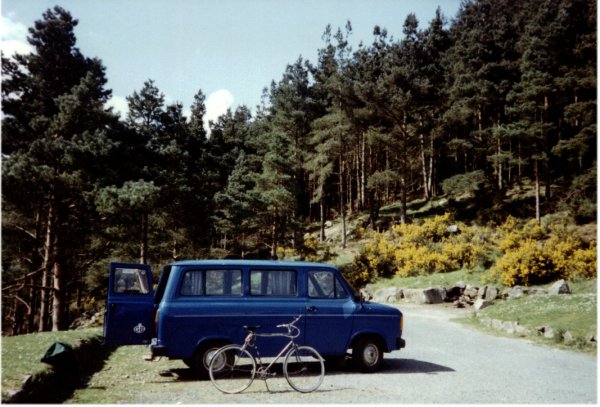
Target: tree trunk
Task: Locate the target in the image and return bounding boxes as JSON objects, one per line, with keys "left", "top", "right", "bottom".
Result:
{"left": 51, "top": 201, "right": 65, "bottom": 331}
{"left": 38, "top": 202, "right": 54, "bottom": 332}
{"left": 51, "top": 260, "right": 64, "bottom": 331}
{"left": 270, "top": 217, "right": 277, "bottom": 259}
{"left": 339, "top": 154, "right": 347, "bottom": 249}
{"left": 319, "top": 197, "right": 325, "bottom": 243}
{"left": 534, "top": 159, "right": 541, "bottom": 224}
{"left": 140, "top": 212, "right": 149, "bottom": 264}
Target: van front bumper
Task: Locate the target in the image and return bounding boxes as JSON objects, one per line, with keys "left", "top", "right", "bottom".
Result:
{"left": 397, "top": 338, "right": 406, "bottom": 349}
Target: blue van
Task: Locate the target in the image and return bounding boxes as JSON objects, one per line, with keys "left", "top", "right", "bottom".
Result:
{"left": 104, "top": 260, "right": 405, "bottom": 378}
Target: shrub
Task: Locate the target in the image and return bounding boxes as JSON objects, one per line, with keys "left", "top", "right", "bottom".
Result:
{"left": 491, "top": 221, "right": 597, "bottom": 286}
{"left": 352, "top": 213, "right": 489, "bottom": 285}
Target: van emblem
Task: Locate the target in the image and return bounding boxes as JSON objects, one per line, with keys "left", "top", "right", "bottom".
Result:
{"left": 133, "top": 323, "right": 146, "bottom": 334}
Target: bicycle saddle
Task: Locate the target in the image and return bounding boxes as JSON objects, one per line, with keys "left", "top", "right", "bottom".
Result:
{"left": 243, "top": 325, "right": 261, "bottom": 332}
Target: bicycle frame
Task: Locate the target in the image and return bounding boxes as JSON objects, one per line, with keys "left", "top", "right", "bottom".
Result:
{"left": 241, "top": 328, "right": 299, "bottom": 377}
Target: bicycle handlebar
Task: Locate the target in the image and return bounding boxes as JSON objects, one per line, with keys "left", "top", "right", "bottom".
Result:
{"left": 276, "top": 315, "right": 302, "bottom": 329}
{"left": 245, "top": 315, "right": 302, "bottom": 340}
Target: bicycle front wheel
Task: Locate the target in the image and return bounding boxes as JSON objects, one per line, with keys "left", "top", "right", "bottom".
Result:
{"left": 283, "top": 345, "right": 325, "bottom": 393}
{"left": 209, "top": 345, "right": 256, "bottom": 394}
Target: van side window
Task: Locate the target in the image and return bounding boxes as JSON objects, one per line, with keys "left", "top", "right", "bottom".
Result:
{"left": 308, "top": 271, "right": 349, "bottom": 299}
{"left": 250, "top": 270, "right": 297, "bottom": 296}
{"left": 114, "top": 267, "right": 150, "bottom": 294}
{"left": 180, "top": 269, "right": 242, "bottom": 296}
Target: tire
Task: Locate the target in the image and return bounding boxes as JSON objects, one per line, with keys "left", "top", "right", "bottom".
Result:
{"left": 352, "top": 337, "right": 383, "bottom": 373}
{"left": 283, "top": 345, "right": 325, "bottom": 393}
{"left": 209, "top": 345, "right": 256, "bottom": 394}
{"left": 191, "top": 343, "right": 227, "bottom": 379}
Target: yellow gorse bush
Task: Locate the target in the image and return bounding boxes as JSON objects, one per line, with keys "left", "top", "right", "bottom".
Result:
{"left": 352, "top": 213, "right": 488, "bottom": 283}
{"left": 351, "top": 212, "right": 596, "bottom": 287}
{"left": 491, "top": 218, "right": 597, "bottom": 286}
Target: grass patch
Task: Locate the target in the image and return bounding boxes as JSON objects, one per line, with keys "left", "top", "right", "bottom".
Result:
{"left": 1, "top": 328, "right": 102, "bottom": 398}
{"left": 67, "top": 345, "right": 186, "bottom": 404}
{"left": 478, "top": 294, "right": 597, "bottom": 339}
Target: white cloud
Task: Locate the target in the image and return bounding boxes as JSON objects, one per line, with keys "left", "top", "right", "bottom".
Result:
{"left": 105, "top": 95, "right": 129, "bottom": 118}
{"left": 0, "top": 15, "right": 33, "bottom": 57}
{"left": 204, "top": 89, "right": 234, "bottom": 133}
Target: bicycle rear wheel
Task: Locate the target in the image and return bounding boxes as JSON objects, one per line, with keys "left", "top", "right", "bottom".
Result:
{"left": 209, "top": 345, "right": 256, "bottom": 394}
{"left": 283, "top": 345, "right": 325, "bottom": 393}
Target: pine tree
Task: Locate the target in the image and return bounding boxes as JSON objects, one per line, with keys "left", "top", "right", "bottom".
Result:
{"left": 2, "top": 6, "right": 114, "bottom": 331}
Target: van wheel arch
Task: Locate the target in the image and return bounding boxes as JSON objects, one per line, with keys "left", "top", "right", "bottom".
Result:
{"left": 351, "top": 334, "right": 385, "bottom": 373}
{"left": 189, "top": 339, "right": 230, "bottom": 379}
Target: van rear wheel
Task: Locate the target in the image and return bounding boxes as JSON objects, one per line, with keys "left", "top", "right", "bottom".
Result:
{"left": 191, "top": 343, "right": 227, "bottom": 379}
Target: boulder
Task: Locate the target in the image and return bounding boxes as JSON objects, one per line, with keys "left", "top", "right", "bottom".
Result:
{"left": 503, "top": 285, "right": 524, "bottom": 299}
{"left": 537, "top": 325, "right": 555, "bottom": 338}
{"left": 527, "top": 287, "right": 549, "bottom": 296}
{"left": 360, "top": 284, "right": 375, "bottom": 301}
{"left": 400, "top": 287, "right": 446, "bottom": 304}
{"left": 372, "top": 287, "right": 403, "bottom": 303}
{"left": 473, "top": 298, "right": 493, "bottom": 312}
{"left": 549, "top": 279, "right": 571, "bottom": 295}
{"left": 426, "top": 287, "right": 446, "bottom": 303}
{"left": 445, "top": 282, "right": 465, "bottom": 302}
{"left": 463, "top": 285, "right": 479, "bottom": 299}
{"left": 483, "top": 285, "right": 499, "bottom": 300}
{"left": 562, "top": 331, "right": 574, "bottom": 343}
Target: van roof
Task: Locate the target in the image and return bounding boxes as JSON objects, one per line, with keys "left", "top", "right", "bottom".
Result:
{"left": 168, "top": 259, "right": 337, "bottom": 268}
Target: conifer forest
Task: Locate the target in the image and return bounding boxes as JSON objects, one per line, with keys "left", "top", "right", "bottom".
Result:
{"left": 2, "top": 0, "right": 596, "bottom": 334}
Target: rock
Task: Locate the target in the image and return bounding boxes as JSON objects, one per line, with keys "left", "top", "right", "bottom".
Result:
{"left": 549, "top": 279, "right": 571, "bottom": 295}
{"left": 503, "top": 286, "right": 524, "bottom": 299}
{"left": 445, "top": 282, "right": 465, "bottom": 302}
{"left": 453, "top": 299, "right": 466, "bottom": 308}
{"left": 447, "top": 224, "right": 460, "bottom": 233}
{"left": 422, "top": 287, "right": 446, "bottom": 304}
{"left": 483, "top": 285, "right": 499, "bottom": 300}
{"left": 543, "top": 326, "right": 554, "bottom": 338}
{"left": 562, "top": 331, "right": 574, "bottom": 343}
{"left": 527, "top": 287, "right": 549, "bottom": 296}
{"left": 476, "top": 286, "right": 486, "bottom": 299}
{"left": 473, "top": 298, "right": 492, "bottom": 312}
{"left": 458, "top": 294, "right": 474, "bottom": 305}
{"left": 360, "top": 284, "right": 374, "bottom": 301}
{"left": 587, "top": 335, "right": 596, "bottom": 343}
{"left": 402, "top": 288, "right": 427, "bottom": 304}
{"left": 324, "top": 220, "right": 333, "bottom": 228}
{"left": 372, "top": 287, "right": 403, "bottom": 303}
{"left": 464, "top": 285, "right": 479, "bottom": 299}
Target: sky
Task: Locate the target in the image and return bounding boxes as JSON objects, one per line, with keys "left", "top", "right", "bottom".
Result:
{"left": 1, "top": 0, "right": 463, "bottom": 128}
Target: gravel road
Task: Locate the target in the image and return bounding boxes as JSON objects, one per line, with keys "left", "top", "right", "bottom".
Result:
{"left": 72, "top": 303, "right": 597, "bottom": 403}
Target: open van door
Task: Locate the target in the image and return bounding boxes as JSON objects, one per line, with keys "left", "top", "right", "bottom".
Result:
{"left": 104, "top": 262, "right": 155, "bottom": 346}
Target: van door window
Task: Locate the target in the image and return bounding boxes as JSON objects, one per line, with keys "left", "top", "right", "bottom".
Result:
{"left": 308, "top": 271, "right": 349, "bottom": 299}
{"left": 250, "top": 270, "right": 297, "bottom": 296}
{"left": 180, "top": 269, "right": 242, "bottom": 296}
{"left": 114, "top": 267, "right": 151, "bottom": 294}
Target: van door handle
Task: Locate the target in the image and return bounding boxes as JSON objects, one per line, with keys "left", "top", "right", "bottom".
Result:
{"left": 306, "top": 306, "right": 318, "bottom": 312}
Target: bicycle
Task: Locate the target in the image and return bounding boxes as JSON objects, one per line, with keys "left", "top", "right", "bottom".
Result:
{"left": 208, "top": 315, "right": 325, "bottom": 394}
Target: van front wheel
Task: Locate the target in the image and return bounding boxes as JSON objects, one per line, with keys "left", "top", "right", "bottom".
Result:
{"left": 352, "top": 338, "right": 383, "bottom": 373}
